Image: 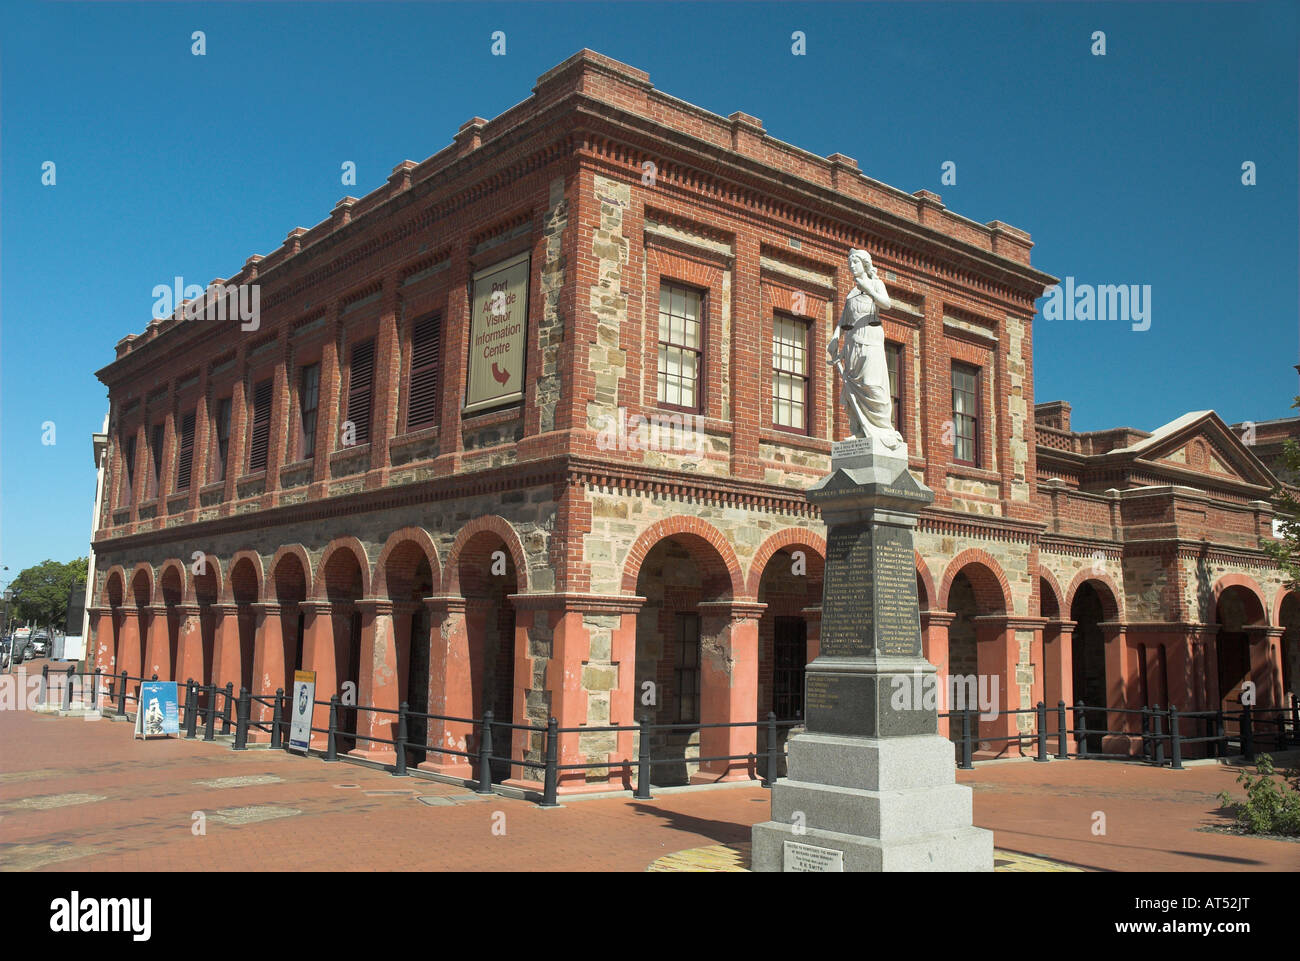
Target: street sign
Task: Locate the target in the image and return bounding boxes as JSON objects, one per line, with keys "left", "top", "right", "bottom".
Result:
{"left": 289, "top": 670, "right": 316, "bottom": 753}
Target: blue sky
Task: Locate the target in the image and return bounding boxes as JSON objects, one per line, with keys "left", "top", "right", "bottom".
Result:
{"left": 1, "top": 1, "right": 1297, "bottom": 580}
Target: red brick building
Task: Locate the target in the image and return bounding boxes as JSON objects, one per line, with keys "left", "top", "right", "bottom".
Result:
{"left": 88, "top": 51, "right": 1298, "bottom": 792}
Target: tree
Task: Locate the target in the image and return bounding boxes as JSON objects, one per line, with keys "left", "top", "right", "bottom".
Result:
{"left": 9, "top": 558, "right": 88, "bottom": 633}
{"left": 1263, "top": 396, "right": 1300, "bottom": 589}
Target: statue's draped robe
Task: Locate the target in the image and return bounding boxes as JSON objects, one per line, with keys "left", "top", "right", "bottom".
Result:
{"left": 833, "top": 281, "right": 898, "bottom": 443}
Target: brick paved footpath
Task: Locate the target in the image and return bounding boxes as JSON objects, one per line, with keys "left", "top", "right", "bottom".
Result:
{"left": 0, "top": 679, "right": 1297, "bottom": 872}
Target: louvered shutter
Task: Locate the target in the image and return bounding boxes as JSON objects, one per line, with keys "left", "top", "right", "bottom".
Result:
{"left": 150, "top": 423, "right": 165, "bottom": 498}
{"left": 176, "top": 411, "right": 196, "bottom": 490}
{"left": 406, "top": 315, "right": 441, "bottom": 431}
{"left": 248, "top": 379, "right": 273, "bottom": 471}
{"left": 346, "top": 338, "right": 375, "bottom": 446}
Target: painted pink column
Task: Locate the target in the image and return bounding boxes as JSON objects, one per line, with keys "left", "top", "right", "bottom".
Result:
{"left": 421, "top": 596, "right": 473, "bottom": 778}
{"left": 801, "top": 604, "right": 822, "bottom": 664}
{"left": 695, "top": 600, "right": 766, "bottom": 783}
{"left": 353, "top": 598, "right": 398, "bottom": 762}
{"left": 1043, "top": 620, "right": 1075, "bottom": 739}
{"left": 117, "top": 605, "right": 145, "bottom": 700}
{"left": 1101, "top": 623, "right": 1139, "bottom": 756}
{"left": 173, "top": 604, "right": 202, "bottom": 686}
{"left": 144, "top": 604, "right": 172, "bottom": 681}
{"left": 1248, "top": 626, "right": 1284, "bottom": 710}
{"left": 298, "top": 600, "right": 334, "bottom": 749}
{"left": 211, "top": 603, "right": 242, "bottom": 699}
{"left": 921, "top": 610, "right": 954, "bottom": 738}
{"left": 973, "top": 615, "right": 1019, "bottom": 755}
{"left": 89, "top": 607, "right": 117, "bottom": 677}
{"left": 249, "top": 602, "right": 285, "bottom": 739}
{"left": 608, "top": 603, "right": 644, "bottom": 792}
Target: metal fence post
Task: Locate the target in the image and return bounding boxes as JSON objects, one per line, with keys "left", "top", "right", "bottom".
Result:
{"left": 1057, "top": 700, "right": 1068, "bottom": 758}
{"left": 233, "top": 687, "right": 250, "bottom": 751}
{"left": 1276, "top": 711, "right": 1288, "bottom": 752}
{"left": 63, "top": 664, "right": 76, "bottom": 711}
{"left": 91, "top": 669, "right": 101, "bottom": 710}
{"left": 476, "top": 710, "right": 494, "bottom": 793}
{"left": 541, "top": 716, "right": 559, "bottom": 808}
{"left": 324, "top": 696, "right": 339, "bottom": 761}
{"left": 1076, "top": 701, "right": 1088, "bottom": 759}
{"left": 204, "top": 683, "right": 217, "bottom": 741}
{"left": 1215, "top": 708, "right": 1226, "bottom": 759}
{"left": 1291, "top": 694, "right": 1299, "bottom": 742}
{"left": 221, "top": 682, "right": 234, "bottom": 735}
{"left": 635, "top": 715, "right": 653, "bottom": 799}
{"left": 39, "top": 664, "right": 49, "bottom": 707}
{"left": 270, "top": 688, "right": 284, "bottom": 749}
{"left": 1169, "top": 705, "right": 1183, "bottom": 770}
{"left": 118, "top": 670, "right": 128, "bottom": 717}
{"left": 1035, "top": 701, "right": 1049, "bottom": 761}
{"left": 394, "top": 701, "right": 408, "bottom": 777}
{"left": 762, "top": 712, "right": 780, "bottom": 785}
{"left": 281, "top": 690, "right": 292, "bottom": 752}
{"left": 1242, "top": 702, "right": 1255, "bottom": 761}
{"left": 959, "top": 709, "right": 974, "bottom": 770}
{"left": 185, "top": 680, "right": 198, "bottom": 739}
{"left": 1152, "top": 704, "right": 1165, "bottom": 767}
{"left": 1140, "top": 706, "right": 1152, "bottom": 761}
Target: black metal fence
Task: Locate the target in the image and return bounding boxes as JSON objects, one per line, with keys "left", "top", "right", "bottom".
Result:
{"left": 939, "top": 697, "right": 1300, "bottom": 770}
{"left": 32, "top": 665, "right": 1300, "bottom": 806}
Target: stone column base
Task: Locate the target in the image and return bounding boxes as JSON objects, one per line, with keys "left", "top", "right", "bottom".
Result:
{"left": 750, "top": 731, "right": 992, "bottom": 872}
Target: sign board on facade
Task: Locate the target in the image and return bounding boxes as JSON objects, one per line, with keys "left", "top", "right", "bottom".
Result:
{"left": 134, "top": 681, "right": 179, "bottom": 739}
{"left": 290, "top": 670, "right": 316, "bottom": 753}
{"left": 465, "top": 252, "right": 529, "bottom": 415}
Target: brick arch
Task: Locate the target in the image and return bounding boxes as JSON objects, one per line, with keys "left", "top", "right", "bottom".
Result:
{"left": 647, "top": 247, "right": 723, "bottom": 291}
{"left": 1065, "top": 569, "right": 1123, "bottom": 623}
{"left": 443, "top": 516, "right": 529, "bottom": 596}
{"left": 269, "top": 544, "right": 313, "bottom": 603}
{"left": 190, "top": 553, "right": 224, "bottom": 605}
{"left": 314, "top": 536, "right": 372, "bottom": 601}
{"left": 916, "top": 552, "right": 936, "bottom": 611}
{"left": 226, "top": 550, "right": 265, "bottom": 604}
{"left": 373, "top": 527, "right": 443, "bottom": 598}
{"left": 620, "top": 516, "right": 745, "bottom": 600}
{"left": 1273, "top": 586, "right": 1300, "bottom": 628}
{"left": 1211, "top": 574, "right": 1268, "bottom": 626}
{"left": 157, "top": 559, "right": 187, "bottom": 606}
{"left": 937, "top": 549, "right": 1012, "bottom": 614}
{"left": 745, "top": 528, "right": 827, "bottom": 598}
{"left": 101, "top": 566, "right": 127, "bottom": 607}
{"left": 128, "top": 563, "right": 155, "bottom": 607}
{"left": 1038, "top": 566, "right": 1065, "bottom": 620}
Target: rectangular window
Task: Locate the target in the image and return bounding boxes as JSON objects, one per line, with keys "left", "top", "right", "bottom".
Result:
{"left": 886, "top": 341, "right": 904, "bottom": 435}
{"left": 951, "top": 362, "right": 980, "bottom": 466}
{"left": 772, "top": 314, "right": 809, "bottom": 432}
{"left": 346, "top": 338, "right": 375, "bottom": 446}
{"left": 298, "top": 363, "right": 320, "bottom": 460}
{"left": 149, "top": 423, "right": 165, "bottom": 499}
{"left": 121, "top": 434, "right": 137, "bottom": 506}
{"left": 213, "top": 398, "right": 232, "bottom": 482}
{"left": 247, "top": 379, "right": 273, "bottom": 472}
{"left": 656, "top": 283, "right": 702, "bottom": 411}
{"left": 175, "top": 411, "right": 196, "bottom": 491}
{"left": 406, "top": 314, "right": 441, "bottom": 431}
{"left": 674, "top": 613, "right": 701, "bottom": 724}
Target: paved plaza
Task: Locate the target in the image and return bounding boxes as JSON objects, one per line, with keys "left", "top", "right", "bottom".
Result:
{"left": 1, "top": 665, "right": 1295, "bottom": 872}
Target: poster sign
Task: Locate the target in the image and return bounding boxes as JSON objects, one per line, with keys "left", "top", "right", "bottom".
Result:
{"left": 289, "top": 670, "right": 316, "bottom": 753}
{"left": 134, "top": 681, "right": 179, "bottom": 739}
{"left": 465, "top": 252, "right": 529, "bottom": 414}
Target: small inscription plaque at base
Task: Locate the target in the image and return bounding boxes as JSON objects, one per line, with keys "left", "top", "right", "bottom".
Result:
{"left": 783, "top": 840, "right": 845, "bottom": 872}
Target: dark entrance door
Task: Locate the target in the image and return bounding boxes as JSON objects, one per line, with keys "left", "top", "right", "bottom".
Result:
{"left": 769, "top": 616, "right": 807, "bottom": 780}
{"left": 406, "top": 607, "right": 429, "bottom": 767}
{"left": 1217, "top": 631, "right": 1251, "bottom": 710}
{"left": 1071, "top": 585, "right": 1107, "bottom": 754}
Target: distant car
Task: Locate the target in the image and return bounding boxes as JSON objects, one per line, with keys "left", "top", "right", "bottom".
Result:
{"left": 30, "top": 635, "right": 49, "bottom": 658}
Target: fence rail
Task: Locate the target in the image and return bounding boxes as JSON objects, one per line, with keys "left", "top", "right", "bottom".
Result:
{"left": 28, "top": 664, "right": 1300, "bottom": 806}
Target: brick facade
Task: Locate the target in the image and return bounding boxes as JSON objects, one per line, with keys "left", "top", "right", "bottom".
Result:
{"left": 89, "top": 51, "right": 1298, "bottom": 790}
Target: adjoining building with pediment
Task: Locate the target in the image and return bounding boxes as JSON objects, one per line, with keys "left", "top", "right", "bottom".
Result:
{"left": 86, "top": 51, "right": 1297, "bottom": 792}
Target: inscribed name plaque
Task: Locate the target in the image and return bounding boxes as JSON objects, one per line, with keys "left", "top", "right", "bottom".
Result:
{"left": 783, "top": 841, "right": 845, "bottom": 872}
{"left": 819, "top": 522, "right": 921, "bottom": 659}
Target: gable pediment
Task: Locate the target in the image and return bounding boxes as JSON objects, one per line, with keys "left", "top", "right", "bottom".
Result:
{"left": 1121, "top": 412, "right": 1277, "bottom": 490}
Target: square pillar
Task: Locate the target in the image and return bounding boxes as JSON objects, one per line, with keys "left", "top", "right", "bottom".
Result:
{"left": 421, "top": 596, "right": 473, "bottom": 778}
{"left": 695, "top": 600, "right": 766, "bottom": 782}
{"left": 353, "top": 598, "right": 399, "bottom": 762}
{"left": 921, "top": 610, "right": 954, "bottom": 737}
{"left": 298, "top": 600, "right": 334, "bottom": 749}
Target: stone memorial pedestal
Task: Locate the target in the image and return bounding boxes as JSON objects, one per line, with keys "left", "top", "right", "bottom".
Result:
{"left": 751, "top": 436, "right": 993, "bottom": 871}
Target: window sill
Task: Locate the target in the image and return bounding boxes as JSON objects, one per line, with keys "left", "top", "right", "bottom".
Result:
{"left": 946, "top": 462, "right": 1000, "bottom": 483}
{"left": 759, "top": 428, "right": 831, "bottom": 454}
